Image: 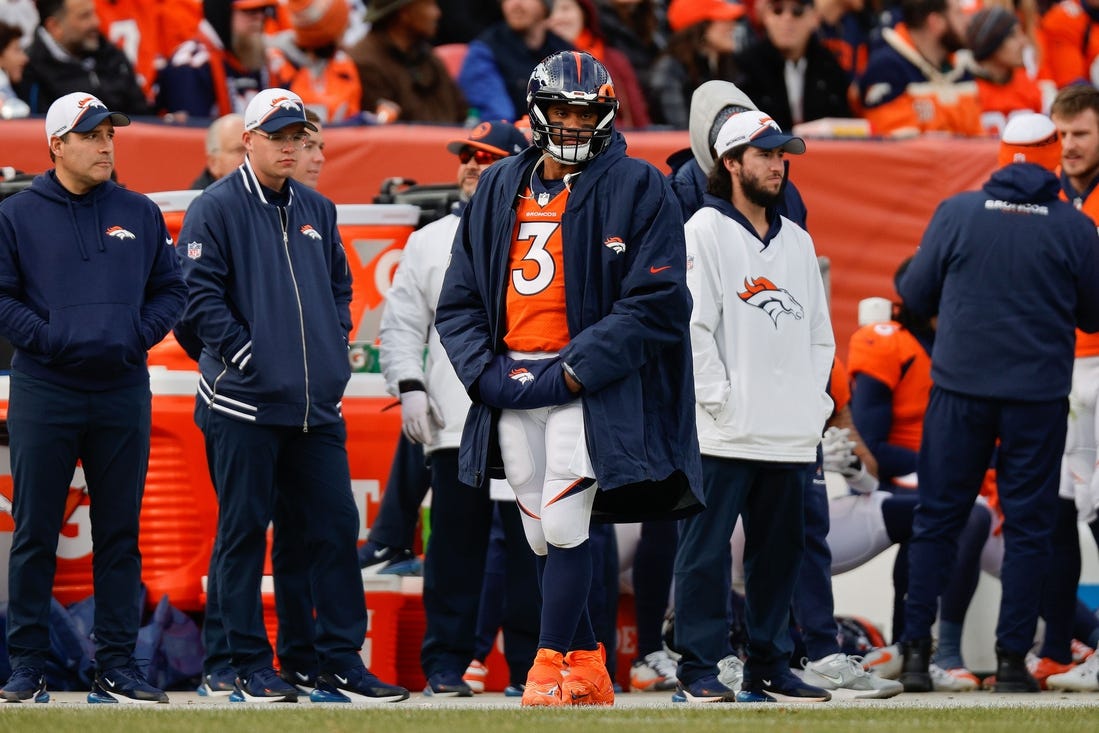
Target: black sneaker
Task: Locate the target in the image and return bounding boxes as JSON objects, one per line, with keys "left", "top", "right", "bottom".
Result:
{"left": 358, "top": 542, "right": 421, "bottom": 575}
{"left": 0, "top": 666, "right": 49, "bottom": 703}
{"left": 230, "top": 666, "right": 298, "bottom": 703}
{"left": 310, "top": 666, "right": 409, "bottom": 703}
{"left": 899, "top": 638, "right": 933, "bottom": 693}
{"left": 424, "top": 670, "right": 473, "bottom": 697}
{"left": 742, "top": 669, "right": 830, "bottom": 702}
{"left": 992, "top": 646, "right": 1040, "bottom": 693}
{"left": 88, "top": 663, "right": 169, "bottom": 704}
{"left": 196, "top": 668, "right": 236, "bottom": 697}
{"left": 279, "top": 668, "right": 318, "bottom": 693}
{"left": 673, "top": 674, "right": 737, "bottom": 703}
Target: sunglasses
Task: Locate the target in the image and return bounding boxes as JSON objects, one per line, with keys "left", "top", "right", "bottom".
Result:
{"left": 768, "top": 2, "right": 809, "bottom": 17}
{"left": 458, "top": 148, "right": 503, "bottom": 165}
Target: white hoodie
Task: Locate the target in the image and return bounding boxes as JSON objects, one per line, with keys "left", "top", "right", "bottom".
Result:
{"left": 686, "top": 205, "right": 834, "bottom": 462}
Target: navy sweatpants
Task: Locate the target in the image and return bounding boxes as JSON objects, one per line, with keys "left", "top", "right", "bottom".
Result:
{"left": 201, "top": 410, "right": 365, "bottom": 676}
{"left": 420, "top": 449, "right": 494, "bottom": 678}
{"left": 6, "top": 371, "right": 150, "bottom": 671}
{"left": 793, "top": 460, "right": 839, "bottom": 662}
{"left": 674, "top": 456, "right": 808, "bottom": 685}
{"left": 903, "top": 386, "right": 1066, "bottom": 656}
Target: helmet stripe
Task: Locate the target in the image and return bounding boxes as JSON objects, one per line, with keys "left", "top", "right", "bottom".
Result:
{"left": 573, "top": 51, "right": 582, "bottom": 82}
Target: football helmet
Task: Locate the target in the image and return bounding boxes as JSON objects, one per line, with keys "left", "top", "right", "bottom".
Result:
{"left": 526, "top": 51, "right": 618, "bottom": 164}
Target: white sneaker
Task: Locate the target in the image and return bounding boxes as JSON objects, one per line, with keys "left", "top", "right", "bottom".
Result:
{"left": 1046, "top": 653, "right": 1099, "bottom": 692}
{"left": 629, "top": 651, "right": 678, "bottom": 692}
{"left": 801, "top": 653, "right": 903, "bottom": 699}
{"left": 716, "top": 655, "right": 743, "bottom": 693}
{"left": 928, "top": 663, "right": 980, "bottom": 692}
{"left": 861, "top": 643, "right": 902, "bottom": 680}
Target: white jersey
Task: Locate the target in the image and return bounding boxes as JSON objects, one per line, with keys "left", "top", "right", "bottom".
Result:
{"left": 379, "top": 212, "right": 469, "bottom": 453}
{"left": 685, "top": 205, "right": 834, "bottom": 462}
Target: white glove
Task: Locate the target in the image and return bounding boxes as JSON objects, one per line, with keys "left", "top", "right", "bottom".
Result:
{"left": 400, "top": 390, "right": 442, "bottom": 445}
{"left": 822, "top": 426, "right": 877, "bottom": 494}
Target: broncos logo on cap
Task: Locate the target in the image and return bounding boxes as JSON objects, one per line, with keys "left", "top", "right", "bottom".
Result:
{"left": 737, "top": 276, "right": 803, "bottom": 327}
{"left": 508, "top": 367, "right": 535, "bottom": 384}
{"left": 269, "top": 96, "right": 302, "bottom": 111}
{"left": 106, "top": 225, "right": 136, "bottom": 240}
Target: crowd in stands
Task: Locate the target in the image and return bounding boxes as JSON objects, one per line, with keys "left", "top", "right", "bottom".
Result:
{"left": 0, "top": 0, "right": 1097, "bottom": 135}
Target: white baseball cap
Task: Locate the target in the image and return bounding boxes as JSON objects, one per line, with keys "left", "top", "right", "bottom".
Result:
{"left": 44, "top": 92, "right": 130, "bottom": 142}
{"left": 713, "top": 110, "right": 806, "bottom": 159}
{"left": 244, "top": 88, "right": 318, "bottom": 134}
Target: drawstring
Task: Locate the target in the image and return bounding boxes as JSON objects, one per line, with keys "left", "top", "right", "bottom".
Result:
{"left": 66, "top": 197, "right": 89, "bottom": 261}
{"left": 93, "top": 199, "right": 105, "bottom": 252}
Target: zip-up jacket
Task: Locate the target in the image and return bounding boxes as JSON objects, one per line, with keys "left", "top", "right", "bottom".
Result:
{"left": 177, "top": 157, "right": 352, "bottom": 428}
{"left": 0, "top": 171, "right": 186, "bottom": 390}
{"left": 435, "top": 133, "right": 703, "bottom": 522}
{"left": 900, "top": 162, "right": 1099, "bottom": 401}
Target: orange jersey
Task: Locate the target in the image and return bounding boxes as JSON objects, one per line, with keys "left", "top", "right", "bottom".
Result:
{"left": 268, "top": 46, "right": 362, "bottom": 123}
{"left": 504, "top": 187, "right": 571, "bottom": 353}
{"left": 829, "top": 356, "right": 851, "bottom": 413}
{"left": 847, "top": 321, "right": 932, "bottom": 453}
{"left": 1059, "top": 182, "right": 1099, "bottom": 356}
{"left": 97, "top": 0, "right": 202, "bottom": 100}
{"left": 1040, "top": 0, "right": 1099, "bottom": 88}
{"left": 975, "top": 68, "right": 1044, "bottom": 135}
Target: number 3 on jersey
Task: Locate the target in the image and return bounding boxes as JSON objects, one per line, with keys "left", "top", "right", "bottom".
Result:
{"left": 512, "top": 221, "right": 560, "bottom": 295}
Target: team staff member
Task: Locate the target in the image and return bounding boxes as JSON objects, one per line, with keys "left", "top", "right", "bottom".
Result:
{"left": 177, "top": 87, "right": 408, "bottom": 704}
{"left": 0, "top": 92, "right": 186, "bottom": 704}
{"left": 897, "top": 113, "right": 1099, "bottom": 693}
{"left": 675, "top": 110, "right": 833, "bottom": 704}
{"left": 436, "top": 50, "right": 702, "bottom": 707}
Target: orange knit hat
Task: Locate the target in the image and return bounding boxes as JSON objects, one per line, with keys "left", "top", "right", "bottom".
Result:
{"left": 289, "top": 0, "right": 349, "bottom": 49}
{"left": 997, "top": 113, "right": 1061, "bottom": 172}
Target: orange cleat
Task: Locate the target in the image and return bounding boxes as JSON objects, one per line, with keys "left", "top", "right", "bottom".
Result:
{"left": 562, "top": 643, "right": 615, "bottom": 706}
{"left": 1026, "top": 655, "right": 1074, "bottom": 690}
{"left": 520, "top": 649, "right": 565, "bottom": 707}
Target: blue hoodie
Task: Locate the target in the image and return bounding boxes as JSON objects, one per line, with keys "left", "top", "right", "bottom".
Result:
{"left": 0, "top": 171, "right": 186, "bottom": 391}
{"left": 899, "top": 163, "right": 1099, "bottom": 401}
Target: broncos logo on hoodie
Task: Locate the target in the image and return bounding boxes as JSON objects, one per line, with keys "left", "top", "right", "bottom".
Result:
{"left": 737, "top": 275, "right": 803, "bottom": 327}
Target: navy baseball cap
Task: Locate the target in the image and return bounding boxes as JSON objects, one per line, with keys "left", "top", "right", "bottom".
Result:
{"left": 446, "top": 120, "right": 530, "bottom": 158}
{"left": 45, "top": 92, "right": 130, "bottom": 141}
{"left": 244, "top": 88, "right": 318, "bottom": 133}
{"left": 714, "top": 110, "right": 806, "bottom": 158}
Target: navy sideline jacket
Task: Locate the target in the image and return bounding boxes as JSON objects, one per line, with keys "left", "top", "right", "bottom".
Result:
{"left": 899, "top": 162, "right": 1099, "bottom": 401}
{"left": 177, "top": 157, "right": 353, "bottom": 428}
{"left": 435, "top": 132, "right": 704, "bottom": 522}
{"left": 0, "top": 171, "right": 186, "bottom": 391}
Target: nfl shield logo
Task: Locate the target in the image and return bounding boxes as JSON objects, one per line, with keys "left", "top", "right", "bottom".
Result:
{"left": 187, "top": 241, "right": 202, "bottom": 259}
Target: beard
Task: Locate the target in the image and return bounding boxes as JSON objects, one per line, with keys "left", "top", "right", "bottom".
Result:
{"left": 233, "top": 32, "right": 266, "bottom": 71}
{"left": 739, "top": 167, "right": 782, "bottom": 209}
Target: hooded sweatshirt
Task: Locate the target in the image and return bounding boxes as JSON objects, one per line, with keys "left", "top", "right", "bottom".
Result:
{"left": 0, "top": 171, "right": 187, "bottom": 390}
{"left": 899, "top": 163, "right": 1099, "bottom": 401}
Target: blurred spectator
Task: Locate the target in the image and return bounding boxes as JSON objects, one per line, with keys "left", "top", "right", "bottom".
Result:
{"left": 292, "top": 107, "right": 325, "bottom": 188}
{"left": 648, "top": 0, "right": 744, "bottom": 128}
{"left": 190, "top": 112, "right": 245, "bottom": 188}
{"left": 18, "top": 0, "right": 149, "bottom": 114}
{"left": 435, "top": 0, "right": 502, "bottom": 44}
{"left": 95, "top": 0, "right": 202, "bottom": 103}
{"left": 347, "top": 0, "right": 466, "bottom": 123}
{"left": 0, "top": 20, "right": 30, "bottom": 118}
{"left": 814, "top": 0, "right": 875, "bottom": 82}
{"left": 1040, "top": 0, "right": 1099, "bottom": 89}
{"left": 156, "top": 0, "right": 275, "bottom": 120}
{"left": 858, "top": 0, "right": 981, "bottom": 136}
{"left": 0, "top": 0, "right": 38, "bottom": 46}
{"left": 268, "top": 0, "right": 362, "bottom": 123}
{"left": 966, "top": 6, "right": 1046, "bottom": 135}
{"left": 548, "top": 0, "right": 650, "bottom": 127}
{"left": 734, "top": 0, "right": 852, "bottom": 131}
{"left": 457, "top": 0, "right": 572, "bottom": 122}
{"left": 595, "top": 0, "right": 666, "bottom": 95}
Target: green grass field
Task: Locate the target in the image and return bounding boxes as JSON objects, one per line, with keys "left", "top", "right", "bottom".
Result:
{"left": 0, "top": 706, "right": 1095, "bottom": 733}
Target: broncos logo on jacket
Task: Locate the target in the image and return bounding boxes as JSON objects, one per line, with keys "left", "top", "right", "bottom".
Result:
{"left": 737, "top": 276, "right": 804, "bottom": 327}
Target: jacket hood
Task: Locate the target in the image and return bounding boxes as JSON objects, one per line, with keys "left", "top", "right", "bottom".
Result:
{"left": 689, "top": 81, "right": 758, "bottom": 175}
{"left": 28, "top": 171, "right": 116, "bottom": 260}
{"left": 982, "top": 162, "right": 1062, "bottom": 204}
